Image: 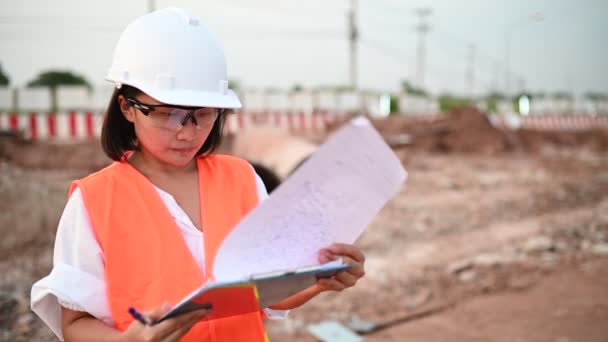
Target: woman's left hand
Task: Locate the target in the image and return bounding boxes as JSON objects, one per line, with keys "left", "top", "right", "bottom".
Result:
{"left": 316, "top": 243, "right": 366, "bottom": 292}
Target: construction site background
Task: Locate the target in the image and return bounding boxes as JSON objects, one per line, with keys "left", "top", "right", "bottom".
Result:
{"left": 1, "top": 107, "right": 607, "bottom": 341}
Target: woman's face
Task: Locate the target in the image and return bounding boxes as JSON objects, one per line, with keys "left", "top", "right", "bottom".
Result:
{"left": 119, "top": 92, "right": 216, "bottom": 168}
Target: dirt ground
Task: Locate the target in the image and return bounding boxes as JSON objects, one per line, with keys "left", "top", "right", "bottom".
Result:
{"left": 1, "top": 110, "right": 607, "bottom": 341}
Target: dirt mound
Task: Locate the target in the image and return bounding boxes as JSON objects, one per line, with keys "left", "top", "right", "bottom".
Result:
{"left": 423, "top": 107, "right": 512, "bottom": 153}
{"left": 370, "top": 108, "right": 608, "bottom": 153}
{"left": 0, "top": 135, "right": 111, "bottom": 171}
{"left": 372, "top": 107, "right": 512, "bottom": 153}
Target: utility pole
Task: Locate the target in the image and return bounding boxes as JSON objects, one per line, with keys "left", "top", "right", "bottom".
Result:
{"left": 148, "top": 0, "right": 156, "bottom": 13}
{"left": 466, "top": 44, "right": 476, "bottom": 98}
{"left": 348, "top": 0, "right": 359, "bottom": 91}
{"left": 413, "top": 8, "right": 432, "bottom": 91}
{"left": 492, "top": 61, "right": 500, "bottom": 94}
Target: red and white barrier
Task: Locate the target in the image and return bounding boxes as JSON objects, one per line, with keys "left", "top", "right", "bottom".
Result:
{"left": 492, "top": 114, "right": 608, "bottom": 131}
{"left": 220, "top": 111, "right": 343, "bottom": 134}
{"left": 4, "top": 111, "right": 606, "bottom": 141}
{"left": 0, "top": 112, "right": 102, "bottom": 140}
{"left": 0, "top": 111, "right": 343, "bottom": 140}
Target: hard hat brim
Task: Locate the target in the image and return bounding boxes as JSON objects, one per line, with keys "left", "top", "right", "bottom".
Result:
{"left": 107, "top": 79, "right": 242, "bottom": 109}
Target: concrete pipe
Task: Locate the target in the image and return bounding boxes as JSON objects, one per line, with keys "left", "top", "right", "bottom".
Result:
{"left": 230, "top": 127, "right": 319, "bottom": 191}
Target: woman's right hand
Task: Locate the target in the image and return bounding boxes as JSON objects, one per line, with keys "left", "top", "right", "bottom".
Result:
{"left": 120, "top": 304, "right": 211, "bottom": 342}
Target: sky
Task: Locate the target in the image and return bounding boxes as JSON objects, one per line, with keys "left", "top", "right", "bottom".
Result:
{"left": 0, "top": 0, "right": 607, "bottom": 97}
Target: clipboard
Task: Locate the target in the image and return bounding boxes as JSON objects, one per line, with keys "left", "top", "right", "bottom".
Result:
{"left": 156, "top": 260, "right": 351, "bottom": 323}
{"left": 154, "top": 117, "right": 407, "bottom": 324}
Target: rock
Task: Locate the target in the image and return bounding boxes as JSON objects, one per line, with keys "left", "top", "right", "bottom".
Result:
{"left": 473, "top": 253, "right": 506, "bottom": 267}
{"left": 447, "top": 259, "right": 473, "bottom": 274}
{"left": 459, "top": 270, "right": 477, "bottom": 282}
{"left": 384, "top": 133, "right": 413, "bottom": 147}
{"left": 523, "top": 236, "right": 554, "bottom": 253}
{"left": 590, "top": 243, "right": 608, "bottom": 256}
{"left": 307, "top": 321, "right": 364, "bottom": 342}
{"left": 346, "top": 317, "right": 378, "bottom": 334}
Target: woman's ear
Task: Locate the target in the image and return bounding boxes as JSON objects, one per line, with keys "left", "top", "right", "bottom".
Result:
{"left": 118, "top": 95, "right": 135, "bottom": 123}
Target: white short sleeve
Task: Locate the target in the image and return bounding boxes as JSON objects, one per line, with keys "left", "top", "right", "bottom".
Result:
{"left": 31, "top": 187, "right": 113, "bottom": 341}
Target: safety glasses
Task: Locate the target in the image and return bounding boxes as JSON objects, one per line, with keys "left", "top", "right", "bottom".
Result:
{"left": 126, "top": 97, "right": 219, "bottom": 131}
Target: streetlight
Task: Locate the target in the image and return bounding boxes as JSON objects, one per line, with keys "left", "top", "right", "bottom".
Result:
{"left": 504, "top": 12, "right": 543, "bottom": 96}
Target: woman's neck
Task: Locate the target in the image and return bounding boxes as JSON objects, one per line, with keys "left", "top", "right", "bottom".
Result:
{"left": 127, "top": 150, "right": 197, "bottom": 179}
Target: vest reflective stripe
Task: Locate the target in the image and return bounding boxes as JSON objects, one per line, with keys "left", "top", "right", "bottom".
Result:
{"left": 69, "top": 154, "right": 266, "bottom": 341}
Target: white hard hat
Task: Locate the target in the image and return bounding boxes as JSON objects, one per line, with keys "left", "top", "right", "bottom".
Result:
{"left": 105, "top": 7, "right": 241, "bottom": 109}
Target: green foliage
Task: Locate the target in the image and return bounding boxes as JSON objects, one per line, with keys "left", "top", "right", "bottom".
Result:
{"left": 484, "top": 94, "right": 502, "bottom": 113}
{"left": 325, "top": 85, "right": 355, "bottom": 92}
{"left": 551, "top": 91, "right": 573, "bottom": 100}
{"left": 228, "top": 79, "right": 240, "bottom": 91}
{"left": 27, "top": 70, "right": 91, "bottom": 89}
{"left": 584, "top": 92, "right": 608, "bottom": 101}
{"left": 401, "top": 80, "right": 428, "bottom": 97}
{"left": 0, "top": 64, "right": 9, "bottom": 86}
{"left": 438, "top": 94, "right": 472, "bottom": 112}
{"left": 482, "top": 92, "right": 522, "bottom": 114}
{"left": 389, "top": 95, "right": 399, "bottom": 114}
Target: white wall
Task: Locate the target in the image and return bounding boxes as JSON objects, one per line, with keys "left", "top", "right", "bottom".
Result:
{"left": 18, "top": 87, "right": 51, "bottom": 111}
{"left": 0, "top": 87, "right": 12, "bottom": 110}
{"left": 5, "top": 86, "right": 606, "bottom": 116}
{"left": 399, "top": 95, "right": 439, "bottom": 114}
{"left": 56, "top": 86, "right": 90, "bottom": 110}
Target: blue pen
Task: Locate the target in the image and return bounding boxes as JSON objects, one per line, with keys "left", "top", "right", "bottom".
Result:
{"left": 128, "top": 307, "right": 153, "bottom": 326}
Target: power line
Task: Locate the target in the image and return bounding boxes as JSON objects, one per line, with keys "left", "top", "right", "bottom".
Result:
{"left": 220, "top": 29, "right": 344, "bottom": 40}
{"left": 413, "top": 7, "right": 432, "bottom": 90}
{"left": 360, "top": 35, "right": 411, "bottom": 63}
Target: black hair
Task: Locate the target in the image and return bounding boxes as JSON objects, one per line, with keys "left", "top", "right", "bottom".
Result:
{"left": 101, "top": 85, "right": 228, "bottom": 161}
{"left": 249, "top": 161, "right": 282, "bottom": 194}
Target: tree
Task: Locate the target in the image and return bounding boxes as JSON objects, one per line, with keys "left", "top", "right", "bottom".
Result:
{"left": 584, "top": 92, "right": 608, "bottom": 101}
{"left": 290, "top": 84, "right": 303, "bottom": 92}
{"left": 388, "top": 95, "right": 400, "bottom": 115}
{"left": 0, "top": 63, "right": 9, "bottom": 86}
{"left": 27, "top": 70, "right": 91, "bottom": 89}
{"left": 401, "top": 80, "right": 428, "bottom": 97}
{"left": 27, "top": 70, "right": 91, "bottom": 112}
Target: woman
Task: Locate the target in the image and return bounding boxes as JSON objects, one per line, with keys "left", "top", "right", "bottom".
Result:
{"left": 31, "top": 7, "right": 365, "bottom": 341}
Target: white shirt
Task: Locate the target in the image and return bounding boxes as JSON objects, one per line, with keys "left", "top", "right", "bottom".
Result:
{"left": 30, "top": 168, "right": 288, "bottom": 341}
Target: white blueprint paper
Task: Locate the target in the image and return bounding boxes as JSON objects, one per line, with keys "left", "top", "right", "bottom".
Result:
{"left": 213, "top": 117, "right": 407, "bottom": 282}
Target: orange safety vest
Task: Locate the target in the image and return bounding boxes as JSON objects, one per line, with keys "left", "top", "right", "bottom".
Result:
{"left": 69, "top": 154, "right": 268, "bottom": 341}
